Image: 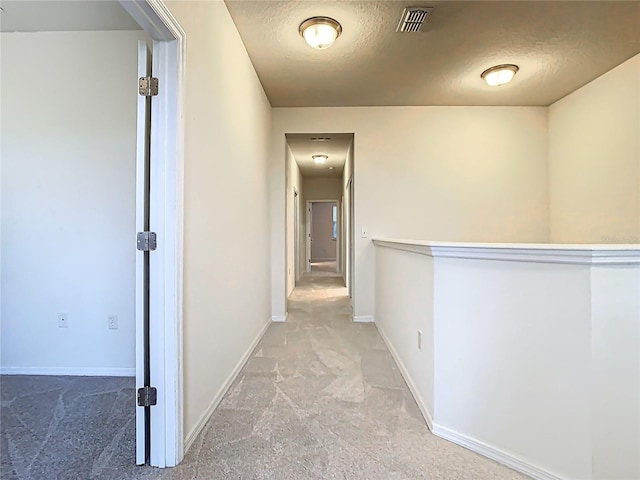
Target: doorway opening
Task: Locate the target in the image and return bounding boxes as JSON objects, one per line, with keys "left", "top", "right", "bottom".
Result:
{"left": 284, "top": 133, "right": 355, "bottom": 315}
{"left": 307, "top": 200, "right": 339, "bottom": 274}
{"left": 0, "top": 0, "right": 185, "bottom": 471}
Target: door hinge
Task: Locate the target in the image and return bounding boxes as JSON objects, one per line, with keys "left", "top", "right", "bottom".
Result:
{"left": 139, "top": 76, "right": 159, "bottom": 96}
{"left": 137, "top": 232, "right": 157, "bottom": 251}
{"left": 137, "top": 386, "right": 158, "bottom": 407}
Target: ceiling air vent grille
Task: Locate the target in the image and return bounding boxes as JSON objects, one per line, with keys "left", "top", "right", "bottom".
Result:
{"left": 396, "top": 7, "right": 433, "bottom": 33}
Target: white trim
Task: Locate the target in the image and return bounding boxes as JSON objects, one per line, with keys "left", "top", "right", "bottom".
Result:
{"left": 183, "top": 318, "right": 271, "bottom": 454}
{"left": 120, "top": 0, "right": 183, "bottom": 41}
{"left": 353, "top": 315, "right": 374, "bottom": 323}
{"left": 150, "top": 33, "right": 187, "bottom": 468}
{"left": 374, "top": 324, "right": 433, "bottom": 430}
{"left": 0, "top": 367, "right": 135, "bottom": 377}
{"left": 431, "top": 424, "right": 564, "bottom": 480}
{"left": 272, "top": 314, "right": 288, "bottom": 322}
{"left": 372, "top": 238, "right": 640, "bottom": 265}
{"left": 375, "top": 320, "right": 562, "bottom": 480}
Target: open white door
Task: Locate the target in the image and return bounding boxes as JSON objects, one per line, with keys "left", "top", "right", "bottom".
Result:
{"left": 135, "top": 40, "right": 152, "bottom": 466}
{"left": 306, "top": 202, "right": 312, "bottom": 272}
{"left": 121, "top": 0, "right": 185, "bottom": 468}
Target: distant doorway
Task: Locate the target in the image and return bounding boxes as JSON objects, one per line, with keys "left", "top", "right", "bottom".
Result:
{"left": 307, "top": 201, "right": 339, "bottom": 273}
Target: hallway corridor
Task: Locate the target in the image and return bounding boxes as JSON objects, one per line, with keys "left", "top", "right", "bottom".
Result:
{"left": 160, "top": 270, "right": 527, "bottom": 479}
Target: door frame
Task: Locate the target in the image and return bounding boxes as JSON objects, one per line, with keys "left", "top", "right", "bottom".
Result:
{"left": 293, "top": 188, "right": 300, "bottom": 283}
{"left": 120, "top": 0, "right": 185, "bottom": 468}
{"left": 346, "top": 176, "right": 354, "bottom": 298}
{"left": 306, "top": 200, "right": 340, "bottom": 273}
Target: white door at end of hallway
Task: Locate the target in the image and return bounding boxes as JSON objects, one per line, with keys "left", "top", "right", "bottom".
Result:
{"left": 309, "top": 201, "right": 338, "bottom": 264}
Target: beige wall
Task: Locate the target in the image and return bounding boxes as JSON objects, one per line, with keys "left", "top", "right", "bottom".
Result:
{"left": 271, "top": 107, "right": 549, "bottom": 319}
{"left": 164, "top": 1, "right": 272, "bottom": 444}
{"left": 549, "top": 54, "right": 640, "bottom": 243}
{"left": 303, "top": 177, "right": 342, "bottom": 203}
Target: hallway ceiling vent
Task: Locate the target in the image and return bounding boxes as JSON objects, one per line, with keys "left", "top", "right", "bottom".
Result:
{"left": 396, "top": 7, "right": 433, "bottom": 32}
{"left": 310, "top": 137, "right": 332, "bottom": 142}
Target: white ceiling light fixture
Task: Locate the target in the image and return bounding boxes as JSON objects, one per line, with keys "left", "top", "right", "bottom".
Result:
{"left": 299, "top": 17, "right": 342, "bottom": 50}
{"left": 481, "top": 64, "right": 519, "bottom": 87}
{"left": 312, "top": 154, "right": 328, "bottom": 164}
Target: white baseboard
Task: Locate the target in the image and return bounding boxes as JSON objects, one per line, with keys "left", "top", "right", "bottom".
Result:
{"left": 271, "top": 314, "right": 287, "bottom": 322}
{"left": 353, "top": 315, "right": 374, "bottom": 323}
{"left": 0, "top": 366, "right": 135, "bottom": 377}
{"left": 374, "top": 324, "right": 560, "bottom": 480}
{"left": 183, "top": 317, "right": 271, "bottom": 454}
{"left": 431, "top": 424, "right": 563, "bottom": 480}
{"left": 374, "top": 323, "right": 433, "bottom": 430}
{"left": 376, "top": 323, "right": 562, "bottom": 480}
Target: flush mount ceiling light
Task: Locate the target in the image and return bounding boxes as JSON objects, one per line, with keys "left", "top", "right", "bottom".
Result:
{"left": 299, "top": 17, "right": 342, "bottom": 50}
{"left": 313, "top": 154, "right": 328, "bottom": 164}
{"left": 481, "top": 64, "right": 519, "bottom": 87}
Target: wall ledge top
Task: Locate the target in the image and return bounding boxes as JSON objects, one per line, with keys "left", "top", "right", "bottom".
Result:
{"left": 372, "top": 238, "right": 640, "bottom": 265}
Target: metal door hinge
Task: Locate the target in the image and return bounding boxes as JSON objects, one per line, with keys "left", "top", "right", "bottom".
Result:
{"left": 137, "top": 386, "right": 157, "bottom": 407}
{"left": 139, "top": 76, "right": 159, "bottom": 96}
{"left": 137, "top": 232, "right": 157, "bottom": 251}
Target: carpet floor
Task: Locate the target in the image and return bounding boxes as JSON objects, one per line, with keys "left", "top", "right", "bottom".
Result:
{"left": 0, "top": 375, "right": 150, "bottom": 480}
{"left": 1, "top": 271, "right": 529, "bottom": 479}
{"left": 154, "top": 271, "right": 528, "bottom": 479}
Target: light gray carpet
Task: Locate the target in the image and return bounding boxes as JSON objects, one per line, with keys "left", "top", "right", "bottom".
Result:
{"left": 1, "top": 272, "right": 529, "bottom": 479}
{"left": 310, "top": 260, "right": 337, "bottom": 273}
{"left": 157, "top": 272, "right": 528, "bottom": 479}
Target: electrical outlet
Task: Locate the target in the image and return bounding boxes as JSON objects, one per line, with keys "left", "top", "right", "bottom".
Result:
{"left": 361, "top": 227, "right": 368, "bottom": 238}
{"left": 417, "top": 329, "right": 422, "bottom": 350}
{"left": 58, "top": 313, "right": 68, "bottom": 328}
{"left": 108, "top": 315, "right": 118, "bottom": 330}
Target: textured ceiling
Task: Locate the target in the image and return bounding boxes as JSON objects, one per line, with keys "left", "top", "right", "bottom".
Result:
{"left": 0, "top": 1, "right": 141, "bottom": 32}
{"left": 224, "top": 0, "right": 640, "bottom": 107}
{"left": 286, "top": 133, "right": 353, "bottom": 178}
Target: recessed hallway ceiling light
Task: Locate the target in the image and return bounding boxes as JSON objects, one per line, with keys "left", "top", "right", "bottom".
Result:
{"left": 299, "top": 17, "right": 342, "bottom": 50}
{"left": 313, "top": 155, "right": 328, "bottom": 164}
{"left": 481, "top": 64, "right": 519, "bottom": 87}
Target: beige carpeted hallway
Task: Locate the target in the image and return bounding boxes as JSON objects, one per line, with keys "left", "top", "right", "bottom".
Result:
{"left": 154, "top": 270, "right": 528, "bottom": 479}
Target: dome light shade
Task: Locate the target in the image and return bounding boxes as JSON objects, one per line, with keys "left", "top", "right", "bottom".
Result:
{"left": 312, "top": 155, "right": 328, "bottom": 164}
{"left": 299, "top": 17, "right": 342, "bottom": 49}
{"left": 481, "top": 64, "right": 519, "bottom": 87}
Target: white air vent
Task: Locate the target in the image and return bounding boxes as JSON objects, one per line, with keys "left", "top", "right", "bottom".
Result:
{"left": 310, "top": 137, "right": 332, "bottom": 142}
{"left": 396, "top": 7, "right": 433, "bottom": 32}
